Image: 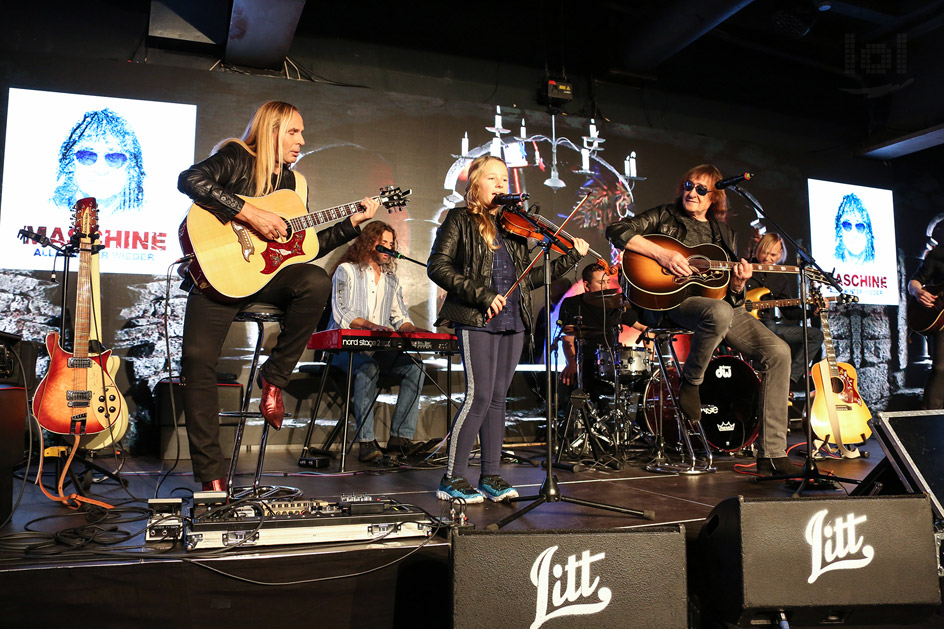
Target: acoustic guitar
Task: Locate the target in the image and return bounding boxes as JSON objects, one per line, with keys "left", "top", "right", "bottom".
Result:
{"left": 744, "top": 286, "right": 840, "bottom": 319}
{"left": 905, "top": 281, "right": 944, "bottom": 336}
{"left": 32, "top": 198, "right": 125, "bottom": 436}
{"left": 620, "top": 234, "right": 799, "bottom": 310}
{"left": 179, "top": 186, "right": 410, "bottom": 303}
{"left": 807, "top": 287, "right": 870, "bottom": 456}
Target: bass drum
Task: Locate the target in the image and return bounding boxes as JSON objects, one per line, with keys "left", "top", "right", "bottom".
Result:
{"left": 644, "top": 355, "right": 760, "bottom": 452}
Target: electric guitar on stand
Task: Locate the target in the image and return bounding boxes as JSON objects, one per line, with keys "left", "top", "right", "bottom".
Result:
{"left": 807, "top": 287, "right": 869, "bottom": 458}
{"left": 32, "top": 198, "right": 125, "bottom": 437}
{"left": 179, "top": 186, "right": 410, "bottom": 303}
{"left": 744, "top": 286, "right": 841, "bottom": 319}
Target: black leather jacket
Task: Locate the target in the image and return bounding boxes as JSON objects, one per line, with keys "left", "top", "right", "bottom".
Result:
{"left": 178, "top": 142, "right": 359, "bottom": 258}
{"left": 606, "top": 202, "right": 745, "bottom": 307}
{"left": 428, "top": 207, "right": 581, "bottom": 330}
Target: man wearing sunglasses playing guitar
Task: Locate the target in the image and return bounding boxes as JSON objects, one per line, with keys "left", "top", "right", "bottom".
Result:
{"left": 177, "top": 101, "right": 379, "bottom": 491}
{"left": 606, "top": 164, "right": 792, "bottom": 477}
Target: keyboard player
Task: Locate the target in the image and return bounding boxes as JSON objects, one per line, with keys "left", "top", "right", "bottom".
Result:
{"left": 329, "top": 222, "right": 429, "bottom": 462}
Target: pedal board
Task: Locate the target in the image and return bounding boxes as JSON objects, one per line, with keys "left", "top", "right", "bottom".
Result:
{"left": 184, "top": 493, "right": 430, "bottom": 551}
{"left": 146, "top": 498, "right": 184, "bottom": 543}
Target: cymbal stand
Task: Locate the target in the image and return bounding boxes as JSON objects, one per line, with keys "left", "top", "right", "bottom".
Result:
{"left": 645, "top": 329, "right": 714, "bottom": 475}
{"left": 555, "top": 323, "right": 619, "bottom": 470}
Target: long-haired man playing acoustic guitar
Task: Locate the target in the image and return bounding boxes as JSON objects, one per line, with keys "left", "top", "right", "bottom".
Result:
{"left": 177, "top": 101, "right": 379, "bottom": 490}
{"left": 606, "top": 164, "right": 792, "bottom": 477}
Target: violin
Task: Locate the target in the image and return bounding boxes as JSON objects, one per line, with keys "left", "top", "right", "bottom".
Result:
{"left": 499, "top": 209, "right": 618, "bottom": 275}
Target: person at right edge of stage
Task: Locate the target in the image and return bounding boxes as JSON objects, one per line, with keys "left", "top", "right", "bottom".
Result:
{"left": 605, "top": 164, "right": 793, "bottom": 478}
{"left": 428, "top": 155, "right": 588, "bottom": 502}
{"left": 909, "top": 243, "right": 944, "bottom": 409}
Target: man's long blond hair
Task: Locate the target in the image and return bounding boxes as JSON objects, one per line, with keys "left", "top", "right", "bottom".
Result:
{"left": 213, "top": 101, "right": 300, "bottom": 197}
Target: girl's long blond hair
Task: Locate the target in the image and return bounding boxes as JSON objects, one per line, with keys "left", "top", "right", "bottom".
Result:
{"left": 464, "top": 155, "right": 506, "bottom": 250}
{"left": 213, "top": 101, "right": 300, "bottom": 197}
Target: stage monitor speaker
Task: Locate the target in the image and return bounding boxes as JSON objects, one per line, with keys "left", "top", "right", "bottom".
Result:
{"left": 0, "top": 331, "right": 38, "bottom": 392}
{"left": 866, "top": 409, "right": 944, "bottom": 519}
{"left": 452, "top": 525, "right": 688, "bottom": 629}
{"left": 695, "top": 495, "right": 941, "bottom": 627}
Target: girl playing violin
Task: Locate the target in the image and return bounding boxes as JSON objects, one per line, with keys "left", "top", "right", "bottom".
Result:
{"left": 428, "top": 155, "right": 588, "bottom": 502}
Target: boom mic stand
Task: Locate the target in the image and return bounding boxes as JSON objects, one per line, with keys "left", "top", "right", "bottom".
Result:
{"left": 487, "top": 205, "right": 654, "bottom": 530}
{"left": 723, "top": 185, "right": 860, "bottom": 494}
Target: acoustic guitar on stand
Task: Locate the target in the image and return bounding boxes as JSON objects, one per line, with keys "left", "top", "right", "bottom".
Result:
{"left": 32, "top": 198, "right": 125, "bottom": 436}
{"left": 807, "top": 287, "right": 869, "bottom": 458}
{"left": 179, "top": 186, "right": 410, "bottom": 303}
{"left": 620, "top": 234, "right": 800, "bottom": 310}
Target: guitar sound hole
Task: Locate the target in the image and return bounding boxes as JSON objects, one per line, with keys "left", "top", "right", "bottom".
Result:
{"left": 830, "top": 377, "right": 844, "bottom": 394}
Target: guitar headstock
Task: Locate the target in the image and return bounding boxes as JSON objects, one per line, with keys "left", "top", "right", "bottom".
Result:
{"left": 835, "top": 293, "right": 859, "bottom": 306}
{"left": 73, "top": 197, "right": 99, "bottom": 239}
{"left": 809, "top": 284, "right": 827, "bottom": 311}
{"left": 379, "top": 186, "right": 411, "bottom": 212}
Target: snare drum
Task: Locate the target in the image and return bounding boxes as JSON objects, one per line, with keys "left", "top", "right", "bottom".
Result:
{"left": 644, "top": 355, "right": 760, "bottom": 452}
{"left": 595, "top": 345, "right": 648, "bottom": 380}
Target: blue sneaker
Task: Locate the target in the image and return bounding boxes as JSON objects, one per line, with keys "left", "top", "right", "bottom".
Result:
{"left": 477, "top": 475, "right": 519, "bottom": 502}
{"left": 436, "top": 475, "right": 484, "bottom": 503}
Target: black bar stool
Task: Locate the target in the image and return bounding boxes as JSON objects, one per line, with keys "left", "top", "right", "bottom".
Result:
{"left": 223, "top": 303, "right": 301, "bottom": 500}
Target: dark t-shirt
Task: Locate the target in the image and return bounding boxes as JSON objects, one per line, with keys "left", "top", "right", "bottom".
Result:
{"left": 558, "top": 294, "right": 639, "bottom": 348}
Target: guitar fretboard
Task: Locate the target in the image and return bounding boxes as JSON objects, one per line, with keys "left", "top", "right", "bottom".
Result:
{"left": 707, "top": 261, "right": 800, "bottom": 273}
{"left": 288, "top": 199, "right": 373, "bottom": 232}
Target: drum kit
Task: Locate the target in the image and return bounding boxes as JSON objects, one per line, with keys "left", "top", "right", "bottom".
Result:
{"left": 555, "top": 291, "right": 761, "bottom": 473}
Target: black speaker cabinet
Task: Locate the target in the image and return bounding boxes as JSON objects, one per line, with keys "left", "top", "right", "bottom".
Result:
{"left": 0, "top": 331, "right": 38, "bottom": 392}
{"left": 0, "top": 385, "right": 27, "bottom": 523}
{"left": 696, "top": 495, "right": 941, "bottom": 627}
{"left": 452, "top": 525, "right": 688, "bottom": 629}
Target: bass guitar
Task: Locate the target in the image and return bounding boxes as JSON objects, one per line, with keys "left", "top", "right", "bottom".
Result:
{"left": 744, "top": 286, "right": 840, "bottom": 319}
{"left": 621, "top": 234, "right": 799, "bottom": 310}
{"left": 32, "top": 198, "right": 124, "bottom": 436}
{"left": 179, "top": 186, "right": 410, "bottom": 303}
{"left": 808, "top": 287, "right": 870, "bottom": 456}
{"left": 905, "top": 281, "right": 944, "bottom": 336}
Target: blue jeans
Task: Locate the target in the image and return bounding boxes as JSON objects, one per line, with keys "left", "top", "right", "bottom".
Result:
{"left": 669, "top": 297, "right": 791, "bottom": 458}
{"left": 332, "top": 351, "right": 423, "bottom": 442}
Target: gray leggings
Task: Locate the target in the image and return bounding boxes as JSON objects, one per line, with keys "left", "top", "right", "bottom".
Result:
{"left": 447, "top": 328, "right": 525, "bottom": 480}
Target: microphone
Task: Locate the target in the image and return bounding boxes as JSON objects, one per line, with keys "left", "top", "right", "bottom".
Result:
{"left": 376, "top": 244, "right": 401, "bottom": 258}
{"left": 715, "top": 173, "right": 753, "bottom": 190}
{"left": 493, "top": 192, "right": 530, "bottom": 205}
{"left": 376, "top": 244, "right": 427, "bottom": 267}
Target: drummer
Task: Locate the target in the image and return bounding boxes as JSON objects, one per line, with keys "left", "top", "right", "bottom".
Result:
{"left": 559, "top": 263, "right": 647, "bottom": 397}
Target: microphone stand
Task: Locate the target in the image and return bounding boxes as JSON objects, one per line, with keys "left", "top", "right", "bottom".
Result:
{"left": 487, "top": 204, "right": 654, "bottom": 530}
{"left": 723, "top": 185, "right": 860, "bottom": 494}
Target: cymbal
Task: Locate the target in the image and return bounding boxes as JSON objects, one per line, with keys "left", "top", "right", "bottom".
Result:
{"left": 582, "top": 289, "right": 631, "bottom": 309}
{"left": 561, "top": 324, "right": 608, "bottom": 339}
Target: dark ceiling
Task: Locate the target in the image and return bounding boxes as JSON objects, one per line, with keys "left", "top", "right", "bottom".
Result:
{"left": 289, "top": 0, "right": 944, "bottom": 157}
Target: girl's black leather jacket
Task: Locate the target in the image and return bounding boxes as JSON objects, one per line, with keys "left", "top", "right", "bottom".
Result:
{"left": 428, "top": 206, "right": 581, "bottom": 330}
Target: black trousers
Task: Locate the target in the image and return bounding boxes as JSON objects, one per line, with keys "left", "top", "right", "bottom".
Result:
{"left": 180, "top": 264, "right": 331, "bottom": 481}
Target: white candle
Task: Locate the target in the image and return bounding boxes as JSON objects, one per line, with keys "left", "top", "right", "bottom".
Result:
{"left": 581, "top": 147, "right": 590, "bottom": 171}
{"left": 629, "top": 151, "right": 637, "bottom": 177}
{"left": 461, "top": 132, "right": 469, "bottom": 156}
{"left": 494, "top": 106, "right": 502, "bottom": 129}
{"left": 589, "top": 118, "right": 598, "bottom": 138}
{"left": 490, "top": 137, "right": 502, "bottom": 157}
{"left": 520, "top": 119, "right": 527, "bottom": 139}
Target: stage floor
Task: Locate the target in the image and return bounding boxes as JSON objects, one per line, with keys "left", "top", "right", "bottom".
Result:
{"left": 2, "top": 431, "right": 942, "bottom": 628}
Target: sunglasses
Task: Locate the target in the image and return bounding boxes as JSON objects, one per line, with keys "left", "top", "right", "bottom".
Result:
{"left": 683, "top": 180, "right": 709, "bottom": 196}
{"left": 75, "top": 150, "right": 128, "bottom": 168}
{"left": 841, "top": 220, "right": 866, "bottom": 233}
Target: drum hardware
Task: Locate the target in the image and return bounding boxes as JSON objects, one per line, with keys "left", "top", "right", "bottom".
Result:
{"left": 642, "top": 328, "right": 715, "bottom": 475}
{"left": 582, "top": 288, "right": 634, "bottom": 310}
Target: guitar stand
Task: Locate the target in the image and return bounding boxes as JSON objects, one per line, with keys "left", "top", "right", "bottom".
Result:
{"left": 645, "top": 329, "right": 715, "bottom": 475}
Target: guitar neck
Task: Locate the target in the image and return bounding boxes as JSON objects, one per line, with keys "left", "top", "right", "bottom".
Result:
{"left": 710, "top": 261, "right": 800, "bottom": 274}
{"left": 749, "top": 295, "right": 836, "bottom": 312}
{"left": 819, "top": 308, "right": 841, "bottom": 379}
{"left": 288, "top": 197, "right": 374, "bottom": 233}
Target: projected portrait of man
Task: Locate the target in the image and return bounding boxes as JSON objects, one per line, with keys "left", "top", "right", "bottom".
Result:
{"left": 52, "top": 108, "right": 145, "bottom": 214}
{"left": 833, "top": 192, "right": 875, "bottom": 264}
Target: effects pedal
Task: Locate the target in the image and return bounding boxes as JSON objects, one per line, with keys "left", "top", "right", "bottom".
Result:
{"left": 146, "top": 498, "right": 184, "bottom": 543}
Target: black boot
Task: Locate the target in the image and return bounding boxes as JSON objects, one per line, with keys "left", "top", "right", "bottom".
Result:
{"left": 678, "top": 380, "right": 702, "bottom": 423}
